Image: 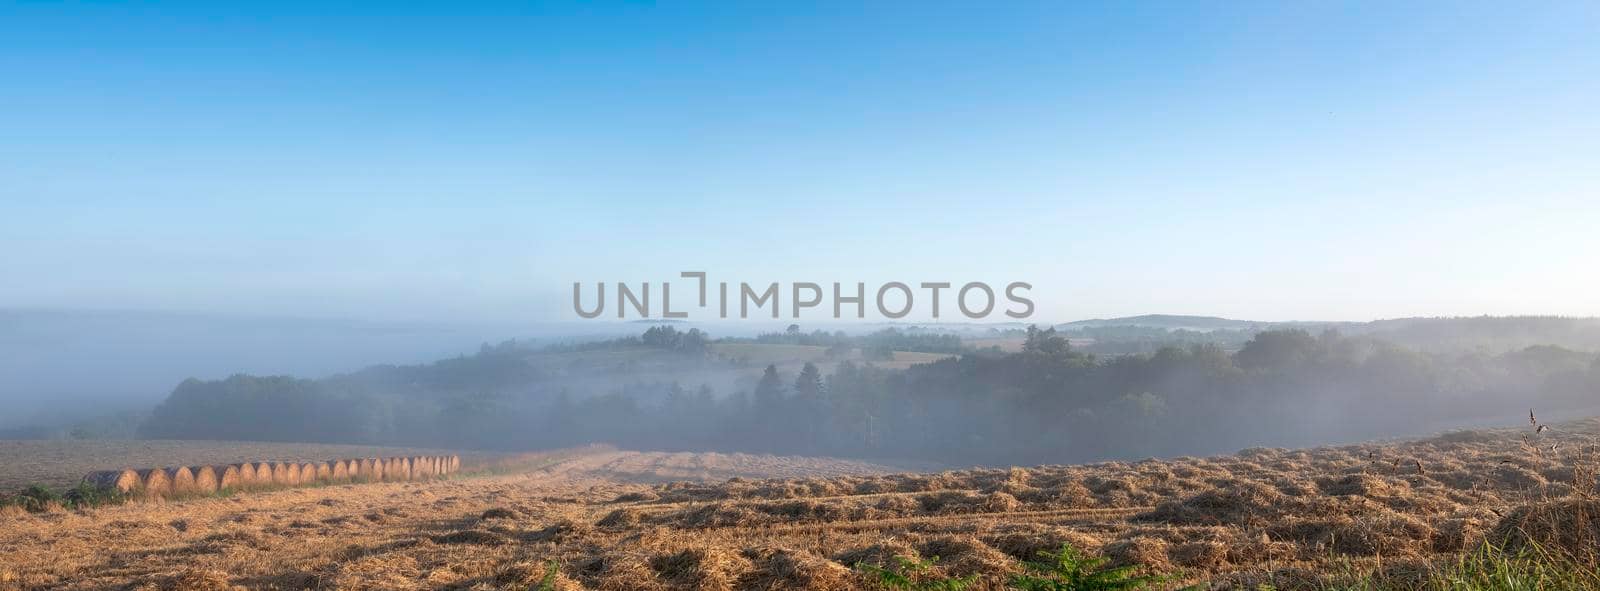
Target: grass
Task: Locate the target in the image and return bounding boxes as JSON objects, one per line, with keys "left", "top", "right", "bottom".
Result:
{"left": 1010, "top": 543, "right": 1163, "bottom": 591}
{"left": 856, "top": 555, "right": 978, "bottom": 590}
{"left": 1311, "top": 542, "right": 1600, "bottom": 590}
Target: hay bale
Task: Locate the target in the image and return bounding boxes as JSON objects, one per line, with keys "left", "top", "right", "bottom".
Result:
{"left": 270, "top": 462, "right": 293, "bottom": 486}
{"left": 214, "top": 465, "right": 241, "bottom": 491}
{"left": 190, "top": 466, "right": 219, "bottom": 494}
{"left": 253, "top": 462, "right": 276, "bottom": 486}
{"left": 300, "top": 462, "right": 320, "bottom": 483}
{"left": 365, "top": 458, "right": 383, "bottom": 481}
{"left": 312, "top": 462, "right": 332, "bottom": 481}
{"left": 392, "top": 457, "right": 410, "bottom": 481}
{"left": 397, "top": 457, "right": 413, "bottom": 480}
{"left": 82, "top": 469, "right": 140, "bottom": 493}
{"left": 409, "top": 456, "right": 429, "bottom": 478}
{"left": 345, "top": 458, "right": 363, "bottom": 480}
{"left": 231, "top": 463, "right": 257, "bottom": 487}
{"left": 166, "top": 466, "right": 198, "bottom": 495}
{"left": 138, "top": 468, "right": 172, "bottom": 497}
{"left": 449, "top": 454, "right": 461, "bottom": 473}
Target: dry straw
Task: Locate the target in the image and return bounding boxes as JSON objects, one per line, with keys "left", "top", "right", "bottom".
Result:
{"left": 313, "top": 461, "right": 332, "bottom": 481}
{"left": 365, "top": 458, "right": 383, "bottom": 481}
{"left": 82, "top": 469, "right": 140, "bottom": 493}
{"left": 301, "top": 463, "right": 320, "bottom": 483}
{"left": 190, "top": 466, "right": 219, "bottom": 494}
{"left": 329, "top": 460, "right": 348, "bottom": 480}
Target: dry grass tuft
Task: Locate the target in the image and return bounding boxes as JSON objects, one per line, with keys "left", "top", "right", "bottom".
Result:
{"left": 740, "top": 546, "right": 858, "bottom": 591}
{"left": 649, "top": 546, "right": 754, "bottom": 591}
{"left": 1488, "top": 499, "right": 1600, "bottom": 564}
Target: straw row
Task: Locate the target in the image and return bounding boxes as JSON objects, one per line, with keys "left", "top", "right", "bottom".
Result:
{"left": 80, "top": 455, "right": 461, "bottom": 498}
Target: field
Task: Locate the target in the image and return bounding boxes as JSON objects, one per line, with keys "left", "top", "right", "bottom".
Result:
{"left": 3, "top": 420, "right": 1600, "bottom": 590}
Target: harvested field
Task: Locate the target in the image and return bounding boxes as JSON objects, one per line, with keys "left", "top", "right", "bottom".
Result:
{"left": 2, "top": 421, "right": 1599, "bottom": 589}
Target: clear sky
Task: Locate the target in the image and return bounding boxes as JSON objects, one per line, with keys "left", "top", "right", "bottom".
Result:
{"left": 2, "top": 2, "right": 1597, "bottom": 325}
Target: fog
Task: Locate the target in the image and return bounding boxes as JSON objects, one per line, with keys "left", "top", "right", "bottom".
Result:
{"left": 0, "top": 309, "right": 621, "bottom": 433}
{"left": 7, "top": 314, "right": 1571, "bottom": 467}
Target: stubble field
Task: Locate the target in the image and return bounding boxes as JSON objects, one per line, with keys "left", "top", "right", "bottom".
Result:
{"left": 2, "top": 420, "right": 1599, "bottom": 590}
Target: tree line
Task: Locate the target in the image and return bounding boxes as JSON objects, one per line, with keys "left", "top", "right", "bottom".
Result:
{"left": 140, "top": 325, "right": 1600, "bottom": 465}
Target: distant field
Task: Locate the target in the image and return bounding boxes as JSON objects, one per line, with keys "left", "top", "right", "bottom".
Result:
{"left": 0, "top": 440, "right": 480, "bottom": 491}
{"left": 711, "top": 343, "right": 953, "bottom": 370}
{"left": 964, "top": 336, "right": 1025, "bottom": 352}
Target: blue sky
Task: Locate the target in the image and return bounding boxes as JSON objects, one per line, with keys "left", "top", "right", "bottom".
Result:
{"left": 2, "top": 2, "right": 1597, "bottom": 324}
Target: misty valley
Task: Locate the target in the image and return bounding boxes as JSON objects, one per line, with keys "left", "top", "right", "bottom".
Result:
{"left": 120, "top": 317, "right": 1600, "bottom": 466}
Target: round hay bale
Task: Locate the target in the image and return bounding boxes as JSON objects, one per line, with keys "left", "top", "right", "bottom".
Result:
{"left": 300, "top": 463, "right": 319, "bottom": 483}
{"left": 344, "top": 458, "right": 362, "bottom": 480}
{"left": 270, "top": 462, "right": 293, "bottom": 486}
{"left": 213, "top": 465, "right": 241, "bottom": 491}
{"left": 400, "top": 454, "right": 419, "bottom": 480}
{"left": 82, "top": 469, "right": 140, "bottom": 493}
{"left": 408, "top": 456, "right": 425, "bottom": 478}
{"left": 330, "top": 460, "right": 349, "bottom": 480}
{"left": 138, "top": 468, "right": 172, "bottom": 497}
{"left": 365, "top": 458, "right": 383, "bottom": 481}
{"left": 166, "top": 466, "right": 198, "bottom": 495}
{"left": 449, "top": 455, "right": 461, "bottom": 473}
{"left": 255, "top": 462, "right": 277, "bottom": 486}
{"left": 385, "top": 457, "right": 403, "bottom": 481}
{"left": 190, "top": 466, "right": 219, "bottom": 494}
{"left": 287, "top": 462, "right": 306, "bottom": 485}
{"left": 231, "top": 463, "right": 257, "bottom": 487}
{"left": 313, "top": 461, "right": 332, "bottom": 481}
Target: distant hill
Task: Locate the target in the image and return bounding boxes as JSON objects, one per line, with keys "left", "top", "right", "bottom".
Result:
{"left": 1058, "top": 314, "right": 1269, "bottom": 332}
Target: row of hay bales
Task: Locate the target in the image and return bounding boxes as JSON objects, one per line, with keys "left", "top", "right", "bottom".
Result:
{"left": 82, "top": 455, "right": 461, "bottom": 498}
